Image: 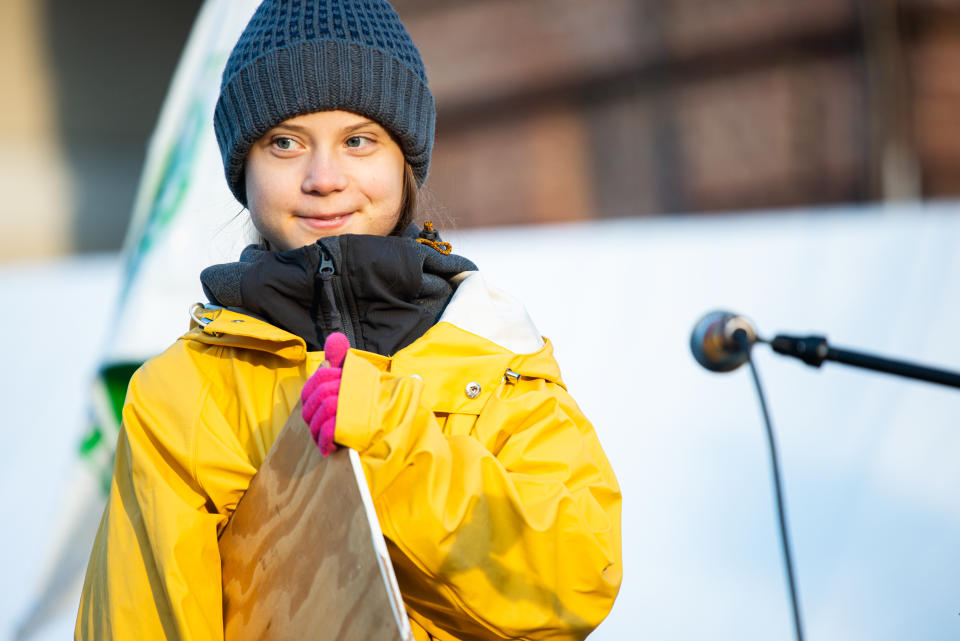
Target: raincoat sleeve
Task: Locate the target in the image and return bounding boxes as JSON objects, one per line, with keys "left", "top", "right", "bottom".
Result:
{"left": 75, "top": 351, "right": 254, "bottom": 641}
{"left": 335, "top": 352, "right": 622, "bottom": 641}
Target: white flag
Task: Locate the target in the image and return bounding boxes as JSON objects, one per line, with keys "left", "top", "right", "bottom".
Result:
{"left": 16, "top": 1, "right": 259, "bottom": 637}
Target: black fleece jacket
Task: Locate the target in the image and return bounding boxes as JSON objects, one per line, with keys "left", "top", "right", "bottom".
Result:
{"left": 200, "top": 225, "right": 477, "bottom": 355}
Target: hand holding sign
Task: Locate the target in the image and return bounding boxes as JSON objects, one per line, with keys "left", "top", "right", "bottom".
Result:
{"left": 301, "top": 332, "right": 349, "bottom": 456}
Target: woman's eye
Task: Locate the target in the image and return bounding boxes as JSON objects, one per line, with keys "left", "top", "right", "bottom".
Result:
{"left": 274, "top": 137, "right": 295, "bottom": 150}
{"left": 345, "top": 136, "right": 372, "bottom": 149}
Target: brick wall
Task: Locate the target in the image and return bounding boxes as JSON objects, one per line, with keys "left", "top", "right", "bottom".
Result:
{"left": 394, "top": 0, "right": 958, "bottom": 227}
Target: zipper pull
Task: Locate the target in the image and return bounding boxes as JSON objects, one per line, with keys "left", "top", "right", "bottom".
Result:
{"left": 318, "top": 246, "right": 335, "bottom": 280}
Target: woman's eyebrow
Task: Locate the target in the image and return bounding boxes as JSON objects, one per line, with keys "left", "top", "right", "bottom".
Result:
{"left": 343, "top": 119, "right": 380, "bottom": 133}
{"left": 269, "top": 119, "right": 381, "bottom": 135}
{"left": 269, "top": 122, "right": 310, "bottom": 135}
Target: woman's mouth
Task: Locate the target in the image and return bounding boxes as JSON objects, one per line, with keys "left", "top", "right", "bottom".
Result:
{"left": 296, "top": 212, "right": 354, "bottom": 229}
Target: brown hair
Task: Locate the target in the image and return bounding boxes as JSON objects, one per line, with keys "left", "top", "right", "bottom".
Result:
{"left": 390, "top": 162, "right": 418, "bottom": 236}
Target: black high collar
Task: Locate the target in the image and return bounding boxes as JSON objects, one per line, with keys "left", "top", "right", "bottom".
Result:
{"left": 200, "top": 227, "right": 477, "bottom": 355}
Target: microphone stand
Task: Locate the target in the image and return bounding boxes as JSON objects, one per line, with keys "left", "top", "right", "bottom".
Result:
{"left": 765, "top": 334, "right": 960, "bottom": 389}
{"left": 693, "top": 313, "right": 960, "bottom": 641}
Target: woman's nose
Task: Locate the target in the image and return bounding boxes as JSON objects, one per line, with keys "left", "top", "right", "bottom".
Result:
{"left": 301, "top": 152, "right": 348, "bottom": 195}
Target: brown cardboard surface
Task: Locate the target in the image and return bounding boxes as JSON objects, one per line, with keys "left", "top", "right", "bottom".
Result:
{"left": 219, "top": 403, "right": 410, "bottom": 641}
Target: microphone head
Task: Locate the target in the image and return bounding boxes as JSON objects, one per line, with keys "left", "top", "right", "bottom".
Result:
{"left": 690, "top": 310, "right": 758, "bottom": 372}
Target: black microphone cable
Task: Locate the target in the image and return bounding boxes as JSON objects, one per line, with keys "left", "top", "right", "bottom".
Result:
{"left": 733, "top": 328, "right": 805, "bottom": 641}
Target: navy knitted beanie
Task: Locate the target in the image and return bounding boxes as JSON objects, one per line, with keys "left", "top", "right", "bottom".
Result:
{"left": 214, "top": 0, "right": 435, "bottom": 206}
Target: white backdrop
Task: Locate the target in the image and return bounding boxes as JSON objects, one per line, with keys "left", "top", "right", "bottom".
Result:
{"left": 4, "top": 203, "right": 960, "bottom": 640}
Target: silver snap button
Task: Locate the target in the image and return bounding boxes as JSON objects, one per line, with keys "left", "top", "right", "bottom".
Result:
{"left": 465, "top": 382, "right": 482, "bottom": 399}
{"left": 231, "top": 319, "right": 245, "bottom": 323}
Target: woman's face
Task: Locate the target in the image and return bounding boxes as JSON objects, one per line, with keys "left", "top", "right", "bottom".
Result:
{"left": 245, "top": 110, "right": 406, "bottom": 252}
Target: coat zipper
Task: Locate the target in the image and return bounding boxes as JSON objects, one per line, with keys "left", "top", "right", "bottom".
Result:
{"left": 317, "top": 245, "right": 358, "bottom": 348}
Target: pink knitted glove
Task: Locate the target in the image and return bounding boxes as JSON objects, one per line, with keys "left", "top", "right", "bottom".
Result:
{"left": 301, "top": 332, "right": 349, "bottom": 456}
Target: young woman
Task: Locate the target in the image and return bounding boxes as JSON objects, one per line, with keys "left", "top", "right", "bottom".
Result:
{"left": 76, "top": 1, "right": 622, "bottom": 640}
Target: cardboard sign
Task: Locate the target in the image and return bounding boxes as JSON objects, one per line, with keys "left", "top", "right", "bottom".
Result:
{"left": 219, "top": 404, "right": 411, "bottom": 641}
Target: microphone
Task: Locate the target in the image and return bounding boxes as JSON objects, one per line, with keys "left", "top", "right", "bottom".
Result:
{"left": 689, "top": 309, "right": 806, "bottom": 640}
{"left": 690, "top": 310, "right": 760, "bottom": 372}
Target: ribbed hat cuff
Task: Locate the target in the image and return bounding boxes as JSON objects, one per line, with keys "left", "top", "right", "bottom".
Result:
{"left": 215, "top": 39, "right": 435, "bottom": 205}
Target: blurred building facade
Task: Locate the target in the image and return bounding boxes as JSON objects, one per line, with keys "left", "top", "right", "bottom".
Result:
{"left": 412, "top": 0, "right": 960, "bottom": 225}
{"left": 0, "top": 0, "right": 199, "bottom": 260}
{"left": 2, "top": 0, "right": 959, "bottom": 260}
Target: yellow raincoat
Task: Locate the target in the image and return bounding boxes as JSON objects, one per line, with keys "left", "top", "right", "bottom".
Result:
{"left": 76, "top": 273, "right": 621, "bottom": 640}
